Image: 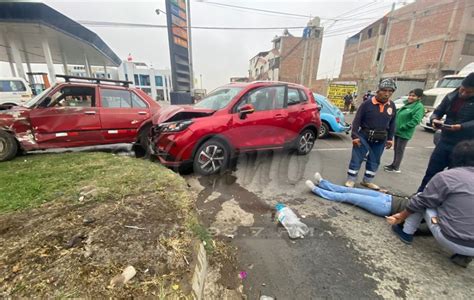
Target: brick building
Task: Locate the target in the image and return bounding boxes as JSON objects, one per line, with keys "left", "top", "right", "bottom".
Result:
{"left": 339, "top": 0, "right": 474, "bottom": 97}
{"left": 248, "top": 18, "right": 323, "bottom": 88}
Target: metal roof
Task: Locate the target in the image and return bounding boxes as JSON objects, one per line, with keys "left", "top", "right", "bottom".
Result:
{"left": 0, "top": 1, "right": 121, "bottom": 66}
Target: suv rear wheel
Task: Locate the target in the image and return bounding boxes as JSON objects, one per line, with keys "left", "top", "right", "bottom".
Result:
{"left": 0, "top": 131, "right": 18, "bottom": 162}
{"left": 193, "top": 139, "right": 229, "bottom": 175}
{"left": 296, "top": 129, "right": 316, "bottom": 155}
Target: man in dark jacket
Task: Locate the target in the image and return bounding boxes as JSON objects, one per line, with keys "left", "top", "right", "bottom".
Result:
{"left": 417, "top": 72, "right": 474, "bottom": 192}
{"left": 388, "top": 140, "right": 474, "bottom": 268}
{"left": 345, "top": 78, "right": 397, "bottom": 190}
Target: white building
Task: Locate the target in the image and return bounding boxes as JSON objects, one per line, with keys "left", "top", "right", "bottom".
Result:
{"left": 118, "top": 61, "right": 172, "bottom": 102}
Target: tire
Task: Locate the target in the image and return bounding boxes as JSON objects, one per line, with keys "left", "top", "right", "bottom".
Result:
{"left": 0, "top": 131, "right": 18, "bottom": 162}
{"left": 318, "top": 122, "right": 330, "bottom": 139}
{"left": 296, "top": 129, "right": 316, "bottom": 155}
{"left": 193, "top": 139, "right": 229, "bottom": 175}
{"left": 134, "top": 124, "right": 152, "bottom": 158}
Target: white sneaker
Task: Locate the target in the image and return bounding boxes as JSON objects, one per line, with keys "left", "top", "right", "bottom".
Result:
{"left": 313, "top": 172, "right": 323, "bottom": 184}
{"left": 305, "top": 180, "right": 316, "bottom": 190}
{"left": 345, "top": 180, "right": 355, "bottom": 188}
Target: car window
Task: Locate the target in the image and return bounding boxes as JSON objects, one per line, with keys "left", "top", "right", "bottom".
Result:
{"left": 288, "top": 88, "right": 301, "bottom": 106}
{"left": 237, "top": 86, "right": 285, "bottom": 112}
{"left": 0, "top": 80, "right": 27, "bottom": 92}
{"left": 49, "top": 87, "right": 95, "bottom": 108}
{"left": 131, "top": 92, "right": 148, "bottom": 108}
{"left": 299, "top": 89, "right": 308, "bottom": 102}
{"left": 100, "top": 89, "right": 133, "bottom": 108}
{"left": 195, "top": 87, "right": 243, "bottom": 110}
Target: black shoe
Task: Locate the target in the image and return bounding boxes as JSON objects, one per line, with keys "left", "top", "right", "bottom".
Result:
{"left": 391, "top": 224, "right": 413, "bottom": 244}
{"left": 384, "top": 166, "right": 401, "bottom": 173}
{"left": 383, "top": 164, "right": 393, "bottom": 169}
{"left": 450, "top": 254, "right": 472, "bottom": 268}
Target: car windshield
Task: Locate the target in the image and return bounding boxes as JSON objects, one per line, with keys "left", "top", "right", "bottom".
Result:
{"left": 22, "top": 87, "right": 53, "bottom": 108}
{"left": 194, "top": 87, "right": 243, "bottom": 110}
{"left": 437, "top": 78, "right": 463, "bottom": 88}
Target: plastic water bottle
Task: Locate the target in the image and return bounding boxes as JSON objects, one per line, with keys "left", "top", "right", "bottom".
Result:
{"left": 276, "top": 203, "right": 309, "bottom": 239}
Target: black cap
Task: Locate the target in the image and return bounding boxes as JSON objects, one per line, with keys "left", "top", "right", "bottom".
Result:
{"left": 461, "top": 72, "right": 474, "bottom": 88}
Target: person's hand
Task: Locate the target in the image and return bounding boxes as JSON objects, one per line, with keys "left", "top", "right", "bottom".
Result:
{"left": 385, "top": 213, "right": 405, "bottom": 225}
{"left": 352, "top": 138, "right": 361, "bottom": 147}
{"left": 444, "top": 124, "right": 462, "bottom": 131}
{"left": 432, "top": 119, "right": 443, "bottom": 129}
{"left": 385, "top": 140, "right": 393, "bottom": 149}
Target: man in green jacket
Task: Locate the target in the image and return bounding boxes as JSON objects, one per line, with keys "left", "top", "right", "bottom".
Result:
{"left": 384, "top": 89, "right": 425, "bottom": 173}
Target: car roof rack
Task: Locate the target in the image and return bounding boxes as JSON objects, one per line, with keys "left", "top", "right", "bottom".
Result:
{"left": 56, "top": 75, "right": 132, "bottom": 87}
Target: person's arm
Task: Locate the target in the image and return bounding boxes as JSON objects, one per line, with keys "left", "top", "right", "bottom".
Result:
{"left": 386, "top": 172, "right": 448, "bottom": 224}
{"left": 431, "top": 94, "right": 450, "bottom": 122}
{"left": 351, "top": 102, "right": 364, "bottom": 140}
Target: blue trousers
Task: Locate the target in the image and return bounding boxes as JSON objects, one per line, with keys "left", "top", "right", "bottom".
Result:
{"left": 417, "top": 141, "right": 455, "bottom": 193}
{"left": 311, "top": 179, "right": 392, "bottom": 216}
{"left": 347, "top": 135, "right": 386, "bottom": 183}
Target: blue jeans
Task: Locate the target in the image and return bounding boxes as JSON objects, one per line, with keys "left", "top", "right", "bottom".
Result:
{"left": 347, "top": 135, "right": 386, "bottom": 183}
{"left": 403, "top": 209, "right": 474, "bottom": 256}
{"left": 311, "top": 179, "right": 392, "bottom": 216}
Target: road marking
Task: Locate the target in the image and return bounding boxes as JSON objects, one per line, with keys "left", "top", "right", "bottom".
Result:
{"left": 312, "top": 146, "right": 436, "bottom": 152}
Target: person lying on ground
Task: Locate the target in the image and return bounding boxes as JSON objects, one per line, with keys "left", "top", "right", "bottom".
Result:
{"left": 386, "top": 140, "right": 474, "bottom": 268}
{"left": 305, "top": 172, "right": 407, "bottom": 217}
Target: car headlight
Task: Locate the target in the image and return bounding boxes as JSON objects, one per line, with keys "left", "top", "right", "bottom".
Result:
{"left": 159, "top": 120, "right": 193, "bottom": 132}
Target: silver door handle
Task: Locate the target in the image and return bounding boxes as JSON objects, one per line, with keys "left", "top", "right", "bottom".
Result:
{"left": 138, "top": 111, "right": 148, "bottom": 115}
{"left": 84, "top": 111, "right": 96, "bottom": 115}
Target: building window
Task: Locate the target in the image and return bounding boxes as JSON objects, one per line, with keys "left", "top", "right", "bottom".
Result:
{"left": 462, "top": 34, "right": 474, "bottom": 55}
{"left": 134, "top": 74, "right": 139, "bottom": 85}
{"left": 139, "top": 75, "right": 150, "bottom": 86}
{"left": 274, "top": 39, "right": 281, "bottom": 50}
{"left": 155, "top": 76, "right": 163, "bottom": 87}
{"left": 367, "top": 28, "right": 373, "bottom": 38}
{"left": 156, "top": 89, "right": 164, "bottom": 101}
{"left": 125, "top": 74, "right": 129, "bottom": 82}
{"left": 141, "top": 87, "right": 152, "bottom": 95}
{"left": 416, "top": 44, "right": 422, "bottom": 49}
{"left": 376, "top": 48, "right": 382, "bottom": 62}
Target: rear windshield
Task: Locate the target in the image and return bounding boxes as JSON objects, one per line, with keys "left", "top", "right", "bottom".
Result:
{"left": 437, "top": 78, "right": 463, "bottom": 88}
{"left": 0, "top": 80, "right": 27, "bottom": 92}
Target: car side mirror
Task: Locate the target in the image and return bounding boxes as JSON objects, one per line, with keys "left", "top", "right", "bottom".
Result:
{"left": 239, "top": 103, "right": 255, "bottom": 119}
{"left": 317, "top": 105, "right": 322, "bottom": 112}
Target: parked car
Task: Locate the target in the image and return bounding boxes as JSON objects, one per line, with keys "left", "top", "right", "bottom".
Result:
{"left": 313, "top": 93, "right": 350, "bottom": 138}
{"left": 150, "top": 81, "right": 321, "bottom": 175}
{"left": 0, "top": 77, "right": 33, "bottom": 108}
{"left": 393, "top": 96, "right": 408, "bottom": 110}
{"left": 421, "top": 111, "right": 446, "bottom": 131}
{"left": 0, "top": 75, "right": 160, "bottom": 162}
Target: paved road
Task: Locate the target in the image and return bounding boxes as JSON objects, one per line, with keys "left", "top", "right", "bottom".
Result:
{"left": 186, "top": 125, "right": 474, "bottom": 299}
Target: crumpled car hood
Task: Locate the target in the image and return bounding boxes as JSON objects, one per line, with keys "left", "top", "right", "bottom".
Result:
{"left": 152, "top": 105, "right": 215, "bottom": 124}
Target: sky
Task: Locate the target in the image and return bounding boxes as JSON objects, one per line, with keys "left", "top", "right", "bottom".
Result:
{"left": 1, "top": 0, "right": 408, "bottom": 91}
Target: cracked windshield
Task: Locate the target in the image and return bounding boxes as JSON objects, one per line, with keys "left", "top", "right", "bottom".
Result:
{"left": 1, "top": 0, "right": 474, "bottom": 298}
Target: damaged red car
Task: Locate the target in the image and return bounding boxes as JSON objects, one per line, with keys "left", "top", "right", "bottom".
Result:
{"left": 150, "top": 81, "right": 321, "bottom": 175}
{"left": 0, "top": 76, "right": 160, "bottom": 161}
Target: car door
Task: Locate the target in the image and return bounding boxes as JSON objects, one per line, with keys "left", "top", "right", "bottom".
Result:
{"left": 98, "top": 87, "right": 150, "bottom": 143}
{"left": 29, "top": 85, "right": 102, "bottom": 147}
{"left": 227, "top": 85, "right": 287, "bottom": 150}
{"left": 284, "top": 87, "right": 314, "bottom": 142}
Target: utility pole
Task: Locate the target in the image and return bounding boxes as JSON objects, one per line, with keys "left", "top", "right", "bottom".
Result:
{"left": 375, "top": 2, "right": 396, "bottom": 85}
{"left": 300, "top": 37, "right": 309, "bottom": 86}
{"left": 186, "top": 0, "right": 194, "bottom": 91}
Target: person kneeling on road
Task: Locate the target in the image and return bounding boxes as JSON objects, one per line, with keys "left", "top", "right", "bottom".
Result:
{"left": 387, "top": 140, "right": 474, "bottom": 268}
{"left": 345, "top": 78, "right": 397, "bottom": 190}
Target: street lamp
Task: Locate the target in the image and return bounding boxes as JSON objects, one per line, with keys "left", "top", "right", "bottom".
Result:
{"left": 155, "top": 8, "right": 166, "bottom": 15}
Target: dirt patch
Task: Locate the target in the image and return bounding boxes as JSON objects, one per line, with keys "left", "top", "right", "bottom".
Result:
{"left": 0, "top": 153, "right": 197, "bottom": 298}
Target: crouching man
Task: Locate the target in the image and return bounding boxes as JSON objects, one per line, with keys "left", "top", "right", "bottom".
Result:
{"left": 387, "top": 140, "right": 474, "bottom": 267}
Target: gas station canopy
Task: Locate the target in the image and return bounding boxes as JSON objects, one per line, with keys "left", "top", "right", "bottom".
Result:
{"left": 0, "top": 0, "right": 121, "bottom": 76}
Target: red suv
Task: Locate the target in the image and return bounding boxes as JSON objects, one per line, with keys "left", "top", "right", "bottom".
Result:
{"left": 150, "top": 81, "right": 321, "bottom": 175}
{"left": 0, "top": 75, "right": 160, "bottom": 161}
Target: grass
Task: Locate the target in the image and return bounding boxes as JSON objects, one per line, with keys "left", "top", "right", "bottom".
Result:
{"left": 0, "top": 152, "right": 187, "bottom": 213}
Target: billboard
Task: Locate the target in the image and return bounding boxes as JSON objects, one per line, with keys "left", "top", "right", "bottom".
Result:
{"left": 327, "top": 82, "right": 357, "bottom": 108}
{"left": 166, "top": 0, "right": 192, "bottom": 95}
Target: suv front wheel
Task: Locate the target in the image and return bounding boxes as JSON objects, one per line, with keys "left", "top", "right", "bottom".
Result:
{"left": 296, "top": 129, "right": 316, "bottom": 155}
{"left": 193, "top": 139, "right": 229, "bottom": 175}
{"left": 0, "top": 131, "right": 18, "bottom": 162}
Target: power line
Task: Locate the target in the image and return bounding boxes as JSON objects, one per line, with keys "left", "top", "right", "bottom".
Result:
{"left": 197, "top": 1, "right": 382, "bottom": 21}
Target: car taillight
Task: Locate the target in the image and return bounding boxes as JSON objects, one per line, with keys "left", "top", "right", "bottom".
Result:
{"left": 336, "top": 117, "right": 340, "bottom": 123}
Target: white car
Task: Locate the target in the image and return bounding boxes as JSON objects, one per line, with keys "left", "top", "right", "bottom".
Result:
{"left": 0, "top": 77, "right": 33, "bottom": 107}
{"left": 393, "top": 96, "right": 408, "bottom": 109}
{"left": 421, "top": 111, "right": 446, "bottom": 131}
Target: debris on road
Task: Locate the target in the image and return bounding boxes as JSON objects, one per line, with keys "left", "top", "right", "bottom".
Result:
{"left": 275, "top": 203, "right": 309, "bottom": 239}
{"left": 239, "top": 271, "right": 248, "bottom": 280}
